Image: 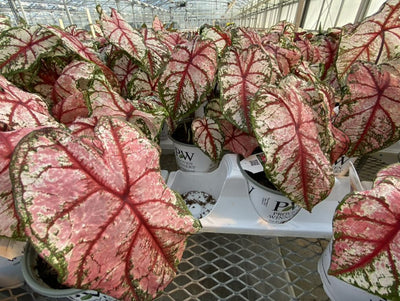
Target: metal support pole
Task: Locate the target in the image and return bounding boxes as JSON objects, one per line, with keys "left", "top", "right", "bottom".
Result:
{"left": 131, "top": 2, "right": 136, "bottom": 27}
{"left": 261, "top": 2, "right": 267, "bottom": 28}
{"left": 276, "top": 0, "right": 283, "bottom": 23}
{"left": 63, "top": 0, "right": 74, "bottom": 25}
{"left": 15, "top": 0, "right": 27, "bottom": 23}
{"left": 355, "top": 0, "right": 371, "bottom": 23}
{"left": 294, "top": 0, "right": 306, "bottom": 30}
{"left": 334, "top": 0, "right": 345, "bottom": 27}
{"left": 7, "top": 0, "right": 20, "bottom": 24}
{"left": 115, "top": 0, "right": 121, "bottom": 13}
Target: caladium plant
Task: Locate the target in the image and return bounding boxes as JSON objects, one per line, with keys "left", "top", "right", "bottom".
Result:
{"left": 0, "top": 11, "right": 201, "bottom": 301}
{"left": 11, "top": 116, "right": 200, "bottom": 300}
{"left": 330, "top": 163, "right": 400, "bottom": 300}
{"left": 1, "top": 1, "right": 400, "bottom": 299}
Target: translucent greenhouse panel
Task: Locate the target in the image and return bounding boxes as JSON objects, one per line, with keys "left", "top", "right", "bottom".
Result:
{"left": 335, "top": 0, "right": 362, "bottom": 27}
{"left": 260, "top": 1, "right": 297, "bottom": 29}
{"left": 366, "top": 0, "right": 387, "bottom": 16}
{"left": 302, "top": 0, "right": 362, "bottom": 30}
{"left": 281, "top": 2, "right": 297, "bottom": 24}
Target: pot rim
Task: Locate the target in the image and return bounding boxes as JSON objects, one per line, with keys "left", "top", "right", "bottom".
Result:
{"left": 21, "top": 243, "right": 83, "bottom": 298}
{"left": 237, "top": 156, "right": 284, "bottom": 196}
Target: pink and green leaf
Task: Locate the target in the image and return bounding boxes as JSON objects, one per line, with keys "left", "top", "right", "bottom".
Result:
{"left": 375, "top": 163, "right": 400, "bottom": 186}
{"left": 295, "top": 32, "right": 321, "bottom": 65}
{"left": 159, "top": 37, "right": 218, "bottom": 124}
{"left": 311, "top": 29, "right": 341, "bottom": 81}
{"left": 232, "top": 27, "right": 263, "bottom": 50}
{"left": 88, "top": 72, "right": 135, "bottom": 119}
{"left": 11, "top": 116, "right": 200, "bottom": 300}
{"left": 98, "top": 8, "right": 146, "bottom": 63}
{"left": 201, "top": 25, "right": 232, "bottom": 55}
{"left": 251, "top": 83, "right": 335, "bottom": 211}
{"left": 46, "top": 25, "right": 118, "bottom": 88}
{"left": 334, "top": 62, "right": 400, "bottom": 157}
{"left": 336, "top": 0, "right": 400, "bottom": 79}
{"left": 0, "top": 15, "right": 11, "bottom": 32}
{"left": 220, "top": 120, "right": 259, "bottom": 158}
{"left": 141, "top": 27, "right": 169, "bottom": 78}
{"left": 330, "top": 164, "right": 400, "bottom": 300}
{"left": 219, "top": 45, "right": 277, "bottom": 133}
{"left": 0, "top": 75, "right": 59, "bottom": 129}
{"left": 129, "top": 69, "right": 160, "bottom": 100}
{"left": 157, "top": 31, "right": 188, "bottom": 53}
{"left": 0, "top": 128, "right": 35, "bottom": 240}
{"left": 107, "top": 50, "right": 139, "bottom": 98}
{"left": 204, "top": 98, "right": 223, "bottom": 120}
{"left": 128, "top": 109, "right": 166, "bottom": 142}
{"left": 192, "top": 117, "right": 223, "bottom": 162}
{"left": 52, "top": 91, "right": 89, "bottom": 125}
{"left": 152, "top": 16, "right": 164, "bottom": 32}
{"left": 0, "top": 25, "right": 60, "bottom": 76}
{"left": 262, "top": 42, "right": 301, "bottom": 76}
{"left": 52, "top": 60, "right": 97, "bottom": 104}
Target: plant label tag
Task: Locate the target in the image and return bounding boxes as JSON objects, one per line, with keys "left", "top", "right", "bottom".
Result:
{"left": 332, "top": 156, "right": 357, "bottom": 176}
{"left": 240, "top": 153, "right": 265, "bottom": 174}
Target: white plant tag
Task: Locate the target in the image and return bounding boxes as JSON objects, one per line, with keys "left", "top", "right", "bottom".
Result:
{"left": 240, "top": 153, "right": 265, "bottom": 174}
{"left": 348, "top": 161, "right": 365, "bottom": 192}
{"left": 0, "top": 238, "right": 25, "bottom": 260}
{"left": 332, "top": 155, "right": 357, "bottom": 176}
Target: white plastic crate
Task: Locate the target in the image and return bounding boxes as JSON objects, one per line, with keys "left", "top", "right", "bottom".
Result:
{"left": 167, "top": 154, "right": 351, "bottom": 238}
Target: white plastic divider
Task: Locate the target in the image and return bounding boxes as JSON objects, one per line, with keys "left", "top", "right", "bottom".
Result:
{"left": 167, "top": 154, "right": 351, "bottom": 238}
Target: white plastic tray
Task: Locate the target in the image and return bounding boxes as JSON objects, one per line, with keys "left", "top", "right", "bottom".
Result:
{"left": 167, "top": 154, "right": 350, "bottom": 238}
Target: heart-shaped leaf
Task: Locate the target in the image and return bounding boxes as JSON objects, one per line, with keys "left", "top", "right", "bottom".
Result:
{"left": 52, "top": 92, "right": 89, "bottom": 125}
{"left": 336, "top": 0, "right": 400, "bottom": 79}
{"left": 251, "top": 81, "right": 334, "bottom": 211}
{"left": 232, "top": 27, "right": 263, "bottom": 49}
{"left": 128, "top": 109, "right": 166, "bottom": 142}
{"left": 0, "top": 75, "right": 58, "bottom": 129}
{"left": 52, "top": 60, "right": 97, "bottom": 104}
{"left": 46, "top": 25, "right": 118, "bottom": 88}
{"left": 311, "top": 29, "right": 341, "bottom": 81}
{"left": 220, "top": 120, "right": 259, "bottom": 158}
{"left": 219, "top": 45, "right": 277, "bottom": 133}
{"left": 88, "top": 72, "right": 135, "bottom": 119}
{"left": 152, "top": 16, "right": 164, "bottom": 32}
{"left": 192, "top": 117, "right": 223, "bottom": 162}
{"left": 335, "top": 62, "right": 400, "bottom": 157}
{"left": 141, "top": 27, "right": 169, "bottom": 78}
{"left": 0, "top": 128, "right": 35, "bottom": 240}
{"left": 375, "top": 163, "right": 400, "bottom": 186}
{"left": 262, "top": 43, "right": 301, "bottom": 76}
{"left": 0, "top": 15, "right": 11, "bottom": 32}
{"left": 330, "top": 164, "right": 400, "bottom": 300}
{"left": 159, "top": 37, "right": 218, "bottom": 126}
{"left": 129, "top": 69, "right": 160, "bottom": 100}
{"left": 295, "top": 32, "right": 321, "bottom": 65}
{"left": 11, "top": 116, "right": 200, "bottom": 300}
{"left": 0, "top": 25, "right": 59, "bottom": 76}
{"left": 157, "top": 31, "right": 188, "bottom": 53}
{"left": 201, "top": 25, "right": 232, "bottom": 55}
{"left": 98, "top": 7, "right": 146, "bottom": 63}
{"left": 107, "top": 50, "right": 139, "bottom": 98}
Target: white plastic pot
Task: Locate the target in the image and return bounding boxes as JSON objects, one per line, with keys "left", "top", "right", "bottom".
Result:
{"left": 169, "top": 135, "right": 217, "bottom": 172}
{"left": 21, "top": 243, "right": 83, "bottom": 298}
{"left": 245, "top": 174, "right": 301, "bottom": 224}
{"left": 318, "top": 241, "right": 386, "bottom": 301}
{"left": 239, "top": 161, "right": 301, "bottom": 224}
{"left": 0, "top": 255, "right": 24, "bottom": 287}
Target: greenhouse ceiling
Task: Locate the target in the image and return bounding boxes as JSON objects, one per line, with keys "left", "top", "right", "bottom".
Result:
{"left": 1, "top": 0, "right": 388, "bottom": 31}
